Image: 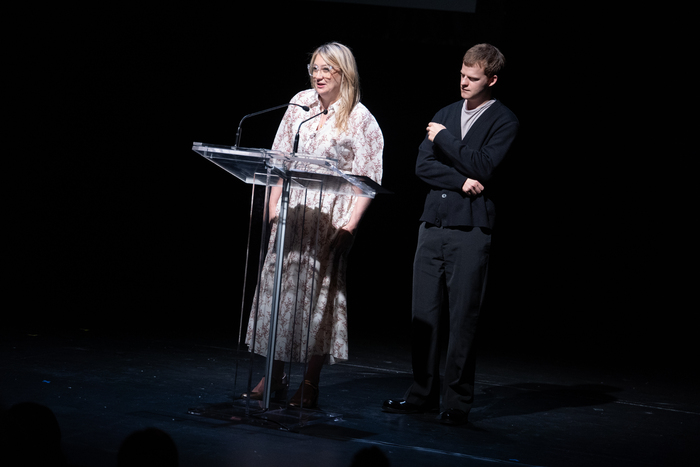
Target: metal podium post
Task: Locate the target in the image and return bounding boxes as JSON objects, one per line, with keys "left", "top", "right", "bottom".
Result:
{"left": 263, "top": 172, "right": 290, "bottom": 408}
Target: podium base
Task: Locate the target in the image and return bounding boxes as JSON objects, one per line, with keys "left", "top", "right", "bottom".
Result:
{"left": 187, "top": 399, "right": 342, "bottom": 432}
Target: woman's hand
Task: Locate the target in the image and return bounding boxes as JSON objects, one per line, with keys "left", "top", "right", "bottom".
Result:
{"left": 330, "top": 227, "right": 355, "bottom": 251}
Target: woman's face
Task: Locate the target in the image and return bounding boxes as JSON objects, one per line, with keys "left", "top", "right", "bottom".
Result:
{"left": 311, "top": 55, "right": 342, "bottom": 106}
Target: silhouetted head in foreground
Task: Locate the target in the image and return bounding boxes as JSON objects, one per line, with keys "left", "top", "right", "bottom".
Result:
{"left": 118, "top": 427, "right": 178, "bottom": 467}
{"left": 1, "top": 401, "right": 66, "bottom": 466}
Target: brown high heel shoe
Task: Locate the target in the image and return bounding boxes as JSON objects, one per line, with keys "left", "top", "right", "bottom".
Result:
{"left": 240, "top": 374, "right": 288, "bottom": 400}
{"left": 288, "top": 380, "right": 319, "bottom": 408}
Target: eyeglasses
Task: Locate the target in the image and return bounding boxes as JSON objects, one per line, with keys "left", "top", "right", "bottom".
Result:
{"left": 307, "top": 64, "right": 335, "bottom": 78}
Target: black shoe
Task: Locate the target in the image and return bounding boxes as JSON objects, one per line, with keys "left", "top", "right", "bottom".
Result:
{"left": 439, "top": 408, "right": 468, "bottom": 426}
{"left": 382, "top": 399, "right": 436, "bottom": 414}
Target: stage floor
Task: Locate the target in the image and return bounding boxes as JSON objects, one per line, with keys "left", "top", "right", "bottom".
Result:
{"left": 1, "top": 328, "right": 696, "bottom": 466}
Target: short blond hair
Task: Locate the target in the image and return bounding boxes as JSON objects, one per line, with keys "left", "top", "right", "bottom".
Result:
{"left": 463, "top": 43, "right": 505, "bottom": 78}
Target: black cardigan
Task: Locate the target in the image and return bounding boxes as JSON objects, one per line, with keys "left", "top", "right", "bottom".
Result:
{"left": 416, "top": 99, "right": 519, "bottom": 230}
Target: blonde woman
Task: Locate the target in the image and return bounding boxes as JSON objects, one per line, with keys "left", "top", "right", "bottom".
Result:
{"left": 244, "top": 42, "right": 384, "bottom": 408}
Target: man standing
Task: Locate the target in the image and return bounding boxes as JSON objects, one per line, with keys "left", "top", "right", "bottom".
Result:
{"left": 383, "top": 44, "right": 519, "bottom": 426}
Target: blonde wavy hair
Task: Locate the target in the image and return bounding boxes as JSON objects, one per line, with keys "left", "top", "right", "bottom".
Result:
{"left": 309, "top": 42, "right": 360, "bottom": 134}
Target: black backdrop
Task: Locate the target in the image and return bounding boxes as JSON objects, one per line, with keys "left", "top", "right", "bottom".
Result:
{"left": 7, "top": 1, "right": 690, "bottom": 373}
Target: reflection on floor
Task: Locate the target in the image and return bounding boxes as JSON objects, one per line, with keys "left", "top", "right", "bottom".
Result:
{"left": 1, "top": 328, "right": 697, "bottom": 467}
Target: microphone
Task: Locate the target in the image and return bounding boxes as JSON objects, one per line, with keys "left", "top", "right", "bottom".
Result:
{"left": 293, "top": 109, "right": 328, "bottom": 153}
{"left": 234, "top": 103, "right": 309, "bottom": 148}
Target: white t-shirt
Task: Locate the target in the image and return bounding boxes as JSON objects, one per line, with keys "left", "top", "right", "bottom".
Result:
{"left": 461, "top": 99, "right": 496, "bottom": 139}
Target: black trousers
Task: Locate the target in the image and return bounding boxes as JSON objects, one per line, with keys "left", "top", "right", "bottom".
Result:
{"left": 405, "top": 222, "right": 491, "bottom": 413}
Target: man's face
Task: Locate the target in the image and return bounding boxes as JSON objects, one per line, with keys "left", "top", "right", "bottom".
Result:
{"left": 460, "top": 64, "right": 497, "bottom": 106}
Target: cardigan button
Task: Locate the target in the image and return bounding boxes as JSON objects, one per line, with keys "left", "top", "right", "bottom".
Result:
{"left": 441, "top": 193, "right": 447, "bottom": 198}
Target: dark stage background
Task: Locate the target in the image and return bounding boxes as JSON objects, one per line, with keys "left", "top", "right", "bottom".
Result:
{"left": 7, "top": 2, "right": 689, "bottom": 374}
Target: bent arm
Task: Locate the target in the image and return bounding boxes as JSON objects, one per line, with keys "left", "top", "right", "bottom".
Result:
{"left": 343, "top": 109, "right": 383, "bottom": 233}
{"left": 416, "top": 133, "right": 472, "bottom": 191}
{"left": 432, "top": 119, "right": 519, "bottom": 182}
{"left": 342, "top": 196, "right": 372, "bottom": 234}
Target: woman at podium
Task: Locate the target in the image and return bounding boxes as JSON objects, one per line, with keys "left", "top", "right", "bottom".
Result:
{"left": 244, "top": 42, "right": 384, "bottom": 408}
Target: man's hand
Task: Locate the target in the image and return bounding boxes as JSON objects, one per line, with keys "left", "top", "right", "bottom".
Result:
{"left": 426, "top": 122, "right": 446, "bottom": 142}
{"left": 462, "top": 178, "right": 484, "bottom": 196}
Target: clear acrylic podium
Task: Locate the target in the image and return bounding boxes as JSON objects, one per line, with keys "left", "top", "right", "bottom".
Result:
{"left": 188, "top": 142, "right": 382, "bottom": 429}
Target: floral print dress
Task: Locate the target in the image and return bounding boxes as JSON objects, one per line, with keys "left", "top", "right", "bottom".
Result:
{"left": 246, "top": 89, "right": 383, "bottom": 364}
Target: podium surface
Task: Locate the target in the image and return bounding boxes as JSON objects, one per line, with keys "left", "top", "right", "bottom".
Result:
{"left": 192, "top": 142, "right": 383, "bottom": 198}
